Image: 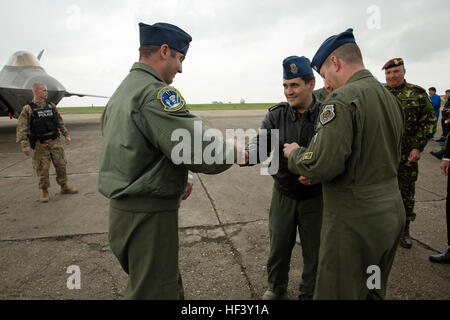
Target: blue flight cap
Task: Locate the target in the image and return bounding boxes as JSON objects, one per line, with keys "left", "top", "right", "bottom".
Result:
{"left": 283, "top": 56, "right": 313, "bottom": 80}
{"left": 311, "top": 28, "right": 356, "bottom": 73}
{"left": 139, "top": 22, "right": 192, "bottom": 56}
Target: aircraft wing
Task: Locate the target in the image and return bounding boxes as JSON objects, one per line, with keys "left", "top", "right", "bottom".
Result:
{"left": 64, "top": 92, "right": 109, "bottom": 99}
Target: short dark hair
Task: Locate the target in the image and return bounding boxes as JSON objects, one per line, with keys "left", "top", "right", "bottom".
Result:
{"left": 324, "top": 42, "right": 364, "bottom": 68}
{"left": 139, "top": 45, "right": 177, "bottom": 60}
{"left": 300, "top": 74, "right": 315, "bottom": 85}
{"left": 446, "top": 89, "right": 450, "bottom": 94}
{"left": 429, "top": 87, "right": 437, "bottom": 92}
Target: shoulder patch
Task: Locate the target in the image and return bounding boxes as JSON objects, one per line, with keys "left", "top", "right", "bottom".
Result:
{"left": 302, "top": 152, "right": 314, "bottom": 161}
{"left": 320, "top": 104, "right": 336, "bottom": 125}
{"left": 269, "top": 102, "right": 287, "bottom": 112}
{"left": 157, "top": 86, "right": 186, "bottom": 112}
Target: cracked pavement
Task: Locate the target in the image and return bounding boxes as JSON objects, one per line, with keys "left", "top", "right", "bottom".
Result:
{"left": 0, "top": 111, "right": 449, "bottom": 300}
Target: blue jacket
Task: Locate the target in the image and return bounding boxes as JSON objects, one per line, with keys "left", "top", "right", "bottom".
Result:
{"left": 431, "top": 93, "right": 441, "bottom": 110}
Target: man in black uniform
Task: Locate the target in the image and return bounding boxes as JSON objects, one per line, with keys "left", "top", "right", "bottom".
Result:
{"left": 429, "top": 132, "right": 450, "bottom": 263}
{"left": 241, "top": 56, "right": 323, "bottom": 300}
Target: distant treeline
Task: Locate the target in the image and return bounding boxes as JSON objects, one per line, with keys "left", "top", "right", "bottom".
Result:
{"left": 58, "top": 103, "right": 275, "bottom": 114}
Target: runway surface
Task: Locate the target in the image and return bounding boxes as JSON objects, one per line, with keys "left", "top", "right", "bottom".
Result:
{"left": 0, "top": 110, "right": 449, "bottom": 299}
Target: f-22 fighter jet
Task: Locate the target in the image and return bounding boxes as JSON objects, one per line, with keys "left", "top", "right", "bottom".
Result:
{"left": 0, "top": 50, "right": 108, "bottom": 118}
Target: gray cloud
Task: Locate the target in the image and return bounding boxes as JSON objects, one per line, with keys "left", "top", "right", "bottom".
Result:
{"left": 1, "top": 0, "right": 449, "bottom": 107}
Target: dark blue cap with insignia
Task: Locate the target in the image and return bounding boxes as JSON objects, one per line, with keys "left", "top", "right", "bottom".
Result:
{"left": 139, "top": 22, "right": 192, "bottom": 56}
{"left": 311, "top": 28, "right": 356, "bottom": 73}
{"left": 283, "top": 56, "right": 313, "bottom": 80}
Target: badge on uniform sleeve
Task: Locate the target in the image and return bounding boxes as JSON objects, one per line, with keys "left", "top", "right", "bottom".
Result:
{"left": 302, "top": 152, "right": 314, "bottom": 161}
{"left": 320, "top": 104, "right": 336, "bottom": 125}
{"left": 157, "top": 86, "right": 186, "bottom": 112}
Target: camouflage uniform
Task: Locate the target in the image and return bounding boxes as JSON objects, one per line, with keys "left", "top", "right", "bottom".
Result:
{"left": 385, "top": 81, "right": 437, "bottom": 221}
{"left": 313, "top": 87, "right": 329, "bottom": 103}
{"left": 16, "top": 101, "right": 70, "bottom": 190}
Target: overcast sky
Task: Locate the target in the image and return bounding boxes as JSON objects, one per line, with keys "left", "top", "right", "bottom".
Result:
{"left": 1, "top": 0, "right": 449, "bottom": 107}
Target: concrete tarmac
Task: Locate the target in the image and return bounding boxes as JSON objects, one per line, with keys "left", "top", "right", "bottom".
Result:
{"left": 0, "top": 110, "right": 449, "bottom": 300}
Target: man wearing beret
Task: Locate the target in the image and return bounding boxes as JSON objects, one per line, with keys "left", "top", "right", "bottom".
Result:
{"left": 283, "top": 28, "right": 405, "bottom": 299}
{"left": 98, "top": 22, "right": 238, "bottom": 299}
{"left": 241, "top": 56, "right": 323, "bottom": 300}
{"left": 383, "top": 58, "right": 437, "bottom": 249}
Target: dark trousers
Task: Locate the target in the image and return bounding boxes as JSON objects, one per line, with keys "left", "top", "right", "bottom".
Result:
{"left": 441, "top": 117, "right": 450, "bottom": 139}
{"left": 446, "top": 173, "right": 450, "bottom": 246}
{"left": 267, "top": 187, "right": 323, "bottom": 299}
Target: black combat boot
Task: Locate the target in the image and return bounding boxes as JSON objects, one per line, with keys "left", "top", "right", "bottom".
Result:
{"left": 400, "top": 220, "right": 412, "bottom": 249}
{"left": 429, "top": 248, "right": 450, "bottom": 263}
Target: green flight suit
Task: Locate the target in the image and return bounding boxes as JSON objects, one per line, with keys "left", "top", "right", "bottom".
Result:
{"left": 99, "top": 62, "right": 235, "bottom": 299}
{"left": 267, "top": 188, "right": 322, "bottom": 299}
{"left": 288, "top": 69, "right": 405, "bottom": 299}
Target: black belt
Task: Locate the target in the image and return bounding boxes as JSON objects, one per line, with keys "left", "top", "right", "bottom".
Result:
{"left": 36, "top": 132, "right": 59, "bottom": 142}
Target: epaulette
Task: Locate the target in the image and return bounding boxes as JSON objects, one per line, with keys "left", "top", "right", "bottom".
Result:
{"left": 405, "top": 82, "right": 427, "bottom": 95}
{"left": 269, "top": 102, "right": 287, "bottom": 112}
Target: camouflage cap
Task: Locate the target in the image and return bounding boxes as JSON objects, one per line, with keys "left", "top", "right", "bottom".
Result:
{"left": 382, "top": 58, "right": 404, "bottom": 70}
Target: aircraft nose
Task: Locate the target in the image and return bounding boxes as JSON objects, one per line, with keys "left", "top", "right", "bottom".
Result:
{"left": 25, "top": 75, "right": 66, "bottom": 92}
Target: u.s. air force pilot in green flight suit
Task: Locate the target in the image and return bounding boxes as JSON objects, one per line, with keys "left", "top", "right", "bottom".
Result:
{"left": 98, "top": 22, "right": 236, "bottom": 300}
{"left": 284, "top": 29, "right": 405, "bottom": 299}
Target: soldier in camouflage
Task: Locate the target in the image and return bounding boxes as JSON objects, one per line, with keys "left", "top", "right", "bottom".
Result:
{"left": 16, "top": 83, "right": 78, "bottom": 202}
{"left": 383, "top": 58, "right": 437, "bottom": 249}
{"left": 313, "top": 78, "right": 334, "bottom": 102}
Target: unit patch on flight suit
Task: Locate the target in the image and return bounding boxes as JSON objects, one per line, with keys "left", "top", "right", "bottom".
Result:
{"left": 302, "top": 152, "right": 314, "bottom": 161}
{"left": 157, "top": 86, "right": 186, "bottom": 112}
{"left": 320, "top": 104, "right": 336, "bottom": 125}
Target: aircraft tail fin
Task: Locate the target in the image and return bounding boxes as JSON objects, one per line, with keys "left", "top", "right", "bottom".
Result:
{"left": 37, "top": 50, "right": 44, "bottom": 61}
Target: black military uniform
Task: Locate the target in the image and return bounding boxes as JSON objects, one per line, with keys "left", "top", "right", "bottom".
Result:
{"left": 245, "top": 56, "right": 323, "bottom": 300}
{"left": 429, "top": 135, "right": 450, "bottom": 263}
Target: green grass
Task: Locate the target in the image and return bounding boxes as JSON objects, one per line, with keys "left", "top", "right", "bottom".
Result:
{"left": 58, "top": 103, "right": 274, "bottom": 114}
{"left": 189, "top": 103, "right": 273, "bottom": 110}
{"left": 58, "top": 107, "right": 106, "bottom": 114}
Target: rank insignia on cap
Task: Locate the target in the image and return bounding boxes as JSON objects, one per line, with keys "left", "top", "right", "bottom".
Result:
{"left": 320, "top": 104, "right": 336, "bottom": 125}
{"left": 290, "top": 64, "right": 298, "bottom": 75}
{"left": 302, "top": 152, "right": 314, "bottom": 161}
{"left": 157, "top": 87, "right": 186, "bottom": 112}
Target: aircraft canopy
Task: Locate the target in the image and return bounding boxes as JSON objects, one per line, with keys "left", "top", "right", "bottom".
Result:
{"left": 6, "top": 51, "right": 41, "bottom": 67}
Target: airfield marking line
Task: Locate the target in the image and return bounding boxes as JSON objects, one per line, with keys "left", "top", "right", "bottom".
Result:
{"left": 0, "top": 232, "right": 109, "bottom": 243}
{"left": 416, "top": 199, "right": 446, "bottom": 203}
{"left": 416, "top": 186, "right": 446, "bottom": 198}
{"left": 411, "top": 237, "right": 443, "bottom": 254}
{"left": 195, "top": 173, "right": 257, "bottom": 299}
{"left": 0, "top": 171, "right": 100, "bottom": 179}
{"left": 0, "top": 158, "right": 29, "bottom": 173}
{"left": 0, "top": 220, "right": 270, "bottom": 243}
{"left": 178, "top": 219, "right": 268, "bottom": 231}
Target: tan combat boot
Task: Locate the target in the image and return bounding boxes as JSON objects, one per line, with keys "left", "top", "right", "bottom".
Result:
{"left": 61, "top": 184, "right": 78, "bottom": 194}
{"left": 40, "top": 189, "right": 49, "bottom": 203}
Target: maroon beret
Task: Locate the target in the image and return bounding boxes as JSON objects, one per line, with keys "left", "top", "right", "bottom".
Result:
{"left": 382, "top": 58, "right": 404, "bottom": 70}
